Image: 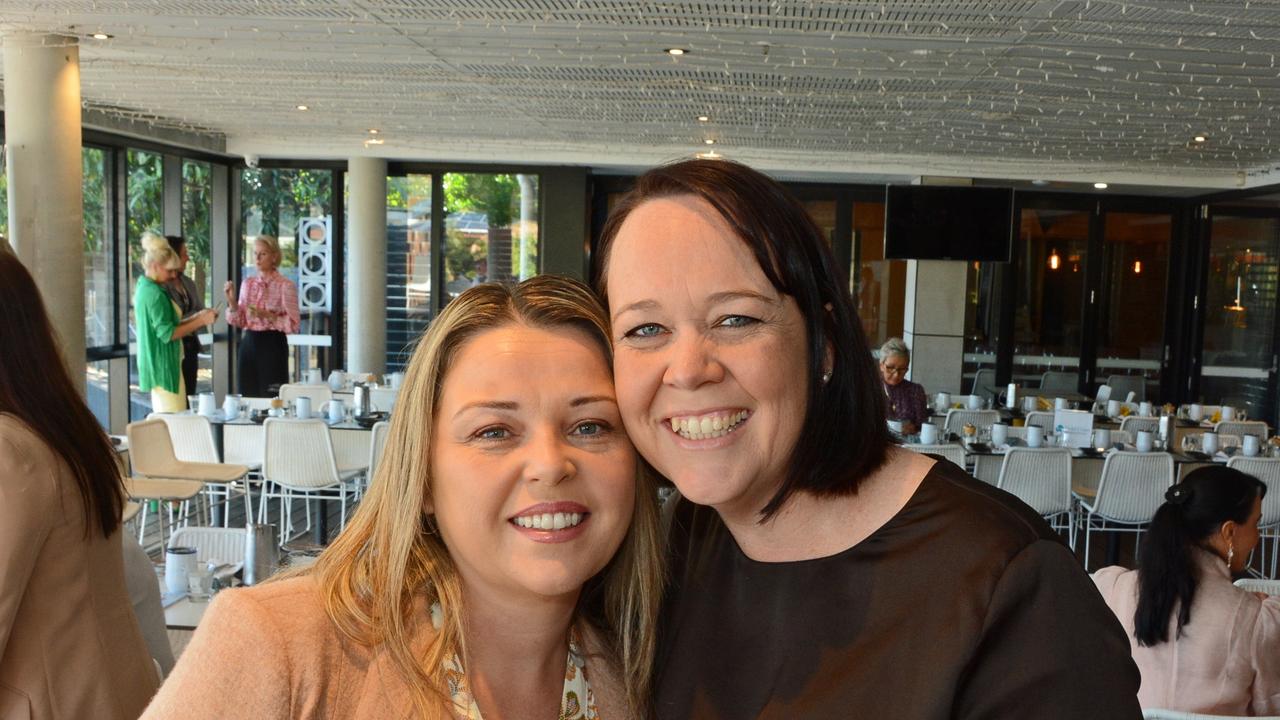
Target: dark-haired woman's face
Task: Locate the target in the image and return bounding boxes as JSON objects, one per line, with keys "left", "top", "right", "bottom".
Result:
{"left": 1228, "top": 494, "right": 1263, "bottom": 572}
{"left": 606, "top": 195, "right": 811, "bottom": 520}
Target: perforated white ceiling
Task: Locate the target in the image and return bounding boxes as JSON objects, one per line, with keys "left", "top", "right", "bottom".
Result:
{"left": 1, "top": 1, "right": 1278, "bottom": 188}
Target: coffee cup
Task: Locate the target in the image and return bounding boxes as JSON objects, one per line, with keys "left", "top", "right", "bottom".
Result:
{"left": 1026, "top": 426, "right": 1044, "bottom": 448}
{"left": 295, "top": 396, "right": 312, "bottom": 420}
{"left": 164, "top": 546, "right": 197, "bottom": 595}
{"left": 1222, "top": 406, "right": 1237, "bottom": 422}
{"left": 1139, "top": 401, "right": 1153, "bottom": 417}
{"left": 1107, "top": 399, "right": 1121, "bottom": 417}
{"left": 1022, "top": 396, "right": 1037, "bottom": 414}
{"left": 919, "top": 423, "right": 939, "bottom": 445}
{"left": 1189, "top": 403, "right": 1204, "bottom": 422}
{"left": 887, "top": 419, "right": 904, "bottom": 434}
{"left": 328, "top": 399, "right": 345, "bottom": 424}
{"left": 1202, "top": 432, "right": 1219, "bottom": 455}
{"left": 1054, "top": 397, "right": 1069, "bottom": 411}
{"left": 934, "top": 392, "right": 951, "bottom": 414}
{"left": 1094, "top": 428, "right": 1111, "bottom": 449}
{"left": 222, "top": 394, "right": 242, "bottom": 421}
{"left": 1243, "top": 435, "right": 1261, "bottom": 457}
{"left": 306, "top": 367, "right": 323, "bottom": 384}
{"left": 966, "top": 394, "right": 983, "bottom": 411}
{"left": 197, "top": 392, "right": 217, "bottom": 417}
{"left": 991, "top": 423, "right": 1008, "bottom": 446}
{"left": 1136, "top": 430, "right": 1154, "bottom": 453}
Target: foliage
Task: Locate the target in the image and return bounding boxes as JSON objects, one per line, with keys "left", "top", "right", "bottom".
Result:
{"left": 182, "top": 160, "right": 212, "bottom": 264}
{"left": 240, "top": 168, "right": 331, "bottom": 268}
{"left": 126, "top": 149, "right": 164, "bottom": 266}
{"left": 0, "top": 163, "right": 7, "bottom": 238}
{"left": 83, "top": 148, "right": 107, "bottom": 253}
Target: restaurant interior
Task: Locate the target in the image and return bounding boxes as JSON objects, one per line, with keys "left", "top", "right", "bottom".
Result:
{"left": 3, "top": 0, "right": 1280, "bottom": 675}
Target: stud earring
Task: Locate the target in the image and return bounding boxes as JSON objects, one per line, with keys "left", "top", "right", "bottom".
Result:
{"left": 821, "top": 370, "right": 833, "bottom": 384}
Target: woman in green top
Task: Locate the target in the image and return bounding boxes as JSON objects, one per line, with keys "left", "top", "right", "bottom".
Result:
{"left": 134, "top": 233, "right": 218, "bottom": 412}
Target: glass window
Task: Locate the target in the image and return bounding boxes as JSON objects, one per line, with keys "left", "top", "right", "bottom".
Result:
{"left": 802, "top": 200, "right": 837, "bottom": 245}
{"left": 1013, "top": 208, "right": 1089, "bottom": 389}
{"left": 1201, "top": 214, "right": 1280, "bottom": 420}
{"left": 84, "top": 147, "right": 113, "bottom": 349}
{"left": 127, "top": 149, "right": 164, "bottom": 420}
{"left": 240, "top": 168, "right": 334, "bottom": 381}
{"left": 963, "top": 261, "right": 1000, "bottom": 395}
{"left": 86, "top": 360, "right": 111, "bottom": 429}
{"left": 442, "top": 172, "right": 539, "bottom": 305}
{"left": 854, "top": 200, "right": 904, "bottom": 348}
{"left": 1095, "top": 212, "right": 1171, "bottom": 401}
{"left": 386, "top": 174, "right": 433, "bottom": 370}
{"left": 183, "top": 160, "right": 214, "bottom": 393}
{"left": 0, "top": 158, "right": 8, "bottom": 242}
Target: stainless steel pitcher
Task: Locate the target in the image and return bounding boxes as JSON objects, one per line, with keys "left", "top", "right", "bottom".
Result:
{"left": 243, "top": 523, "right": 279, "bottom": 586}
{"left": 352, "top": 382, "right": 372, "bottom": 417}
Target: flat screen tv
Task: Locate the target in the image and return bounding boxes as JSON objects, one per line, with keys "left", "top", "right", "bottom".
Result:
{"left": 883, "top": 185, "right": 1014, "bottom": 262}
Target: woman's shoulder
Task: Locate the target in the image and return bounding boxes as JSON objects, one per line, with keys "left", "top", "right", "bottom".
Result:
{"left": 0, "top": 413, "right": 58, "bottom": 474}
{"left": 212, "top": 574, "right": 334, "bottom": 635}
{"left": 912, "top": 457, "right": 1057, "bottom": 550}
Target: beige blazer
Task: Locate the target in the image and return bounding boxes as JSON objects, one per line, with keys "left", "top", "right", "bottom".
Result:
{"left": 0, "top": 414, "right": 159, "bottom": 719}
{"left": 142, "top": 575, "right": 625, "bottom": 719}
{"left": 1094, "top": 550, "right": 1280, "bottom": 715}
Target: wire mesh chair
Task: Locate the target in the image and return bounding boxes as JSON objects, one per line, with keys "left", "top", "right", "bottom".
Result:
{"left": 1234, "top": 577, "right": 1280, "bottom": 595}
{"left": 1105, "top": 374, "right": 1146, "bottom": 402}
{"left": 168, "top": 526, "right": 247, "bottom": 565}
{"left": 1024, "top": 411, "right": 1055, "bottom": 432}
{"left": 1077, "top": 451, "right": 1174, "bottom": 570}
{"left": 1215, "top": 420, "right": 1269, "bottom": 440}
{"left": 260, "top": 418, "right": 361, "bottom": 544}
{"left": 1118, "top": 416, "right": 1159, "bottom": 436}
{"left": 152, "top": 413, "right": 253, "bottom": 526}
{"left": 1227, "top": 456, "right": 1280, "bottom": 579}
{"left": 943, "top": 409, "right": 1000, "bottom": 436}
{"left": 1039, "top": 371, "right": 1077, "bottom": 393}
{"left": 997, "top": 447, "right": 1075, "bottom": 548}
{"left": 278, "top": 383, "right": 333, "bottom": 405}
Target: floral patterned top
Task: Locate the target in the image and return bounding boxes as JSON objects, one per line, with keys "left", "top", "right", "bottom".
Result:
{"left": 432, "top": 604, "right": 600, "bottom": 720}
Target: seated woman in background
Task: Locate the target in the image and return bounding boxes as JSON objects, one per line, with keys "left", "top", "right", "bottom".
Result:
{"left": 0, "top": 251, "right": 159, "bottom": 718}
{"left": 144, "top": 276, "right": 662, "bottom": 719}
{"left": 134, "top": 233, "right": 218, "bottom": 412}
{"left": 878, "top": 336, "right": 929, "bottom": 435}
{"left": 1094, "top": 465, "right": 1279, "bottom": 715}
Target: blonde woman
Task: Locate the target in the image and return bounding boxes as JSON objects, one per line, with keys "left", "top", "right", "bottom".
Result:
{"left": 143, "top": 276, "right": 663, "bottom": 719}
{"left": 224, "top": 235, "right": 300, "bottom": 396}
{"left": 134, "top": 233, "right": 218, "bottom": 412}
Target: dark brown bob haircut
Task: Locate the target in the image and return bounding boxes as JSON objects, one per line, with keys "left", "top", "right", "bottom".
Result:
{"left": 592, "top": 159, "right": 890, "bottom": 518}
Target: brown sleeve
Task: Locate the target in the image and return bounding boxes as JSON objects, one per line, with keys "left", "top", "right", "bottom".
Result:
{"left": 953, "top": 540, "right": 1143, "bottom": 719}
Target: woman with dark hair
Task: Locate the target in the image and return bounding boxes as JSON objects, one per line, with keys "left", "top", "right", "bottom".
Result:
{"left": 1094, "top": 466, "right": 1279, "bottom": 715}
{"left": 163, "top": 234, "right": 207, "bottom": 395}
{"left": 595, "top": 159, "right": 1141, "bottom": 718}
{"left": 0, "top": 251, "right": 159, "bottom": 718}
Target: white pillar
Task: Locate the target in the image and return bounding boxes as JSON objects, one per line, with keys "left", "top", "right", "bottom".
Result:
{"left": 4, "top": 33, "right": 85, "bottom": 384}
{"left": 346, "top": 157, "right": 387, "bottom": 376}
{"left": 902, "top": 260, "right": 968, "bottom": 396}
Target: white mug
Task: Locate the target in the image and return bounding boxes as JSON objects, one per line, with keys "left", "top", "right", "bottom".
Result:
{"left": 935, "top": 392, "right": 951, "bottom": 414}
{"left": 1243, "top": 435, "right": 1261, "bottom": 457}
{"left": 295, "top": 396, "right": 312, "bottom": 420}
{"left": 991, "top": 423, "right": 1008, "bottom": 446}
{"left": 164, "top": 547, "right": 197, "bottom": 595}
{"left": 1094, "top": 428, "right": 1111, "bottom": 449}
{"left": 388, "top": 372, "right": 404, "bottom": 390}
{"left": 327, "top": 399, "right": 345, "bottom": 423}
{"left": 1139, "top": 401, "right": 1153, "bottom": 417}
{"left": 1222, "top": 406, "right": 1237, "bottom": 422}
{"left": 197, "top": 392, "right": 217, "bottom": 417}
{"left": 1022, "top": 396, "right": 1037, "bottom": 414}
{"left": 887, "top": 419, "right": 904, "bottom": 434}
{"left": 306, "top": 367, "right": 323, "bottom": 384}
{"left": 966, "top": 394, "right": 983, "bottom": 411}
{"left": 222, "top": 394, "right": 241, "bottom": 421}
{"left": 1202, "top": 432, "right": 1219, "bottom": 455}
{"left": 1026, "top": 426, "right": 1044, "bottom": 448}
{"left": 919, "top": 423, "right": 939, "bottom": 445}
{"left": 1189, "top": 403, "right": 1204, "bottom": 422}
{"left": 1107, "top": 399, "right": 1121, "bottom": 417}
{"left": 1054, "top": 397, "right": 1069, "bottom": 412}
{"left": 1136, "top": 430, "right": 1154, "bottom": 453}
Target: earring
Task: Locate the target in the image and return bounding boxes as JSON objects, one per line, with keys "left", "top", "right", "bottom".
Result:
{"left": 1227, "top": 544, "right": 1235, "bottom": 568}
{"left": 821, "top": 370, "right": 833, "bottom": 384}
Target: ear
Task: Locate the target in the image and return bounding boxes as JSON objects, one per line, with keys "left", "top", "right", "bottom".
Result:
{"left": 1220, "top": 518, "right": 1239, "bottom": 548}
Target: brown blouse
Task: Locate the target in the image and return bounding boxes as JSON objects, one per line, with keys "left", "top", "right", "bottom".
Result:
{"left": 654, "top": 460, "right": 1142, "bottom": 719}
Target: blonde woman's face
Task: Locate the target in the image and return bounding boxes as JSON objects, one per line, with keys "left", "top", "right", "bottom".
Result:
{"left": 253, "top": 241, "right": 277, "bottom": 272}
{"left": 429, "top": 323, "right": 636, "bottom": 603}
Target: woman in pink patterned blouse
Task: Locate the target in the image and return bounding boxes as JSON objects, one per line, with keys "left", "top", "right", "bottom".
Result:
{"left": 223, "top": 236, "right": 300, "bottom": 397}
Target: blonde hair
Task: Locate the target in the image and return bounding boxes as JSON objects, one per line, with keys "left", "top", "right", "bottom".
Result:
{"left": 311, "top": 275, "right": 663, "bottom": 718}
{"left": 141, "top": 231, "right": 179, "bottom": 271}
{"left": 253, "top": 235, "right": 282, "bottom": 269}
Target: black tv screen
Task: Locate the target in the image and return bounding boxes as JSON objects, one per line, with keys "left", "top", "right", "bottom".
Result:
{"left": 883, "top": 185, "right": 1014, "bottom": 262}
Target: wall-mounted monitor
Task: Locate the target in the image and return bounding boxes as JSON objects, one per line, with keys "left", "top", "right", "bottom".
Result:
{"left": 883, "top": 185, "right": 1014, "bottom": 262}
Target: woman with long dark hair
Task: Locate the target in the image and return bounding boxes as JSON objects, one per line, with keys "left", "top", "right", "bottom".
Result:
{"left": 1094, "top": 465, "right": 1279, "bottom": 715}
{"left": 0, "top": 251, "right": 159, "bottom": 718}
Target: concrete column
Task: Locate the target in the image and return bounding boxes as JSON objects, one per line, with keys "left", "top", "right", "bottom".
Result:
{"left": 346, "top": 157, "right": 387, "bottom": 376}
{"left": 902, "top": 260, "right": 968, "bottom": 395}
{"left": 3, "top": 33, "right": 85, "bottom": 383}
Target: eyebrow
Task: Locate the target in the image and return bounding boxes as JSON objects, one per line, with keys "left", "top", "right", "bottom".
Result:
{"left": 453, "top": 395, "right": 615, "bottom": 419}
{"left": 611, "top": 290, "right": 779, "bottom": 321}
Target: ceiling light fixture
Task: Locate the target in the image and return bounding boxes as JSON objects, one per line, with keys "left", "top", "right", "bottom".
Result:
{"left": 1193, "top": 134, "right": 1207, "bottom": 143}
{"left": 1093, "top": 182, "right": 1108, "bottom": 189}
{"left": 1048, "top": 248, "right": 1061, "bottom": 271}
{"left": 368, "top": 128, "right": 380, "bottom": 135}
{"left": 697, "top": 115, "right": 710, "bottom": 122}
{"left": 1030, "top": 179, "right": 1050, "bottom": 186}
{"left": 295, "top": 104, "right": 309, "bottom": 111}
{"left": 665, "top": 48, "right": 688, "bottom": 56}
{"left": 1133, "top": 260, "right": 1142, "bottom": 274}
{"left": 704, "top": 138, "right": 715, "bottom": 145}
{"left": 91, "top": 32, "right": 112, "bottom": 40}
{"left": 696, "top": 150, "right": 722, "bottom": 160}
{"left": 364, "top": 138, "right": 385, "bottom": 146}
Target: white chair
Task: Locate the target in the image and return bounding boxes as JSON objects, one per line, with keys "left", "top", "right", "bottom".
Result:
{"left": 168, "top": 526, "right": 246, "bottom": 566}
{"left": 970, "top": 368, "right": 997, "bottom": 400}
{"left": 241, "top": 397, "right": 275, "bottom": 411}
{"left": 278, "top": 383, "right": 333, "bottom": 405}
{"left": 370, "top": 387, "right": 398, "bottom": 413}
{"left": 1227, "top": 456, "right": 1280, "bottom": 579}
{"left": 907, "top": 443, "right": 967, "bottom": 471}
{"left": 260, "top": 418, "right": 361, "bottom": 544}
{"left": 1215, "top": 420, "right": 1269, "bottom": 440}
{"left": 127, "top": 420, "right": 250, "bottom": 544}
{"left": 152, "top": 413, "right": 254, "bottom": 526}
{"left": 1077, "top": 451, "right": 1174, "bottom": 570}
{"left": 997, "top": 447, "right": 1074, "bottom": 547}
{"left": 368, "top": 420, "right": 390, "bottom": 478}
{"left": 1234, "top": 577, "right": 1280, "bottom": 595}
{"left": 1024, "top": 411, "right": 1055, "bottom": 433}
{"left": 1142, "top": 710, "right": 1275, "bottom": 719}
{"left": 1039, "top": 370, "right": 1077, "bottom": 393}
{"left": 1119, "top": 416, "right": 1159, "bottom": 436}
{"left": 1106, "top": 374, "right": 1146, "bottom": 402}
{"left": 943, "top": 409, "right": 1000, "bottom": 436}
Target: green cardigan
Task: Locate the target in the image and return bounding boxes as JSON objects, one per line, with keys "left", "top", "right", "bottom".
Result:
{"left": 134, "top": 276, "right": 181, "bottom": 394}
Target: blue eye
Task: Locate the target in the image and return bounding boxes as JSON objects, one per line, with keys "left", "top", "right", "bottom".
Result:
{"left": 573, "top": 421, "right": 610, "bottom": 437}
{"left": 476, "top": 426, "right": 509, "bottom": 440}
{"left": 624, "top": 323, "right": 664, "bottom": 338}
{"left": 718, "top": 315, "right": 758, "bottom": 328}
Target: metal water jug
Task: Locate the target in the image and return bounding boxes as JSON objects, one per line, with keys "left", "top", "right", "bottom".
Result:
{"left": 353, "top": 382, "right": 372, "bottom": 417}
{"left": 243, "top": 523, "right": 279, "bottom": 586}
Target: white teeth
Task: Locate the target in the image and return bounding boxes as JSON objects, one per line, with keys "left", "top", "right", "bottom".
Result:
{"left": 514, "top": 512, "right": 584, "bottom": 530}
{"left": 669, "top": 411, "right": 748, "bottom": 440}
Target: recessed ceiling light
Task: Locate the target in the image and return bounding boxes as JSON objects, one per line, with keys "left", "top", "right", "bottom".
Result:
{"left": 91, "top": 32, "right": 112, "bottom": 40}
{"left": 696, "top": 150, "right": 722, "bottom": 160}
{"left": 697, "top": 115, "right": 710, "bottom": 122}
{"left": 1031, "top": 179, "right": 1050, "bottom": 186}
{"left": 295, "top": 104, "right": 309, "bottom": 111}
{"left": 665, "top": 48, "right": 688, "bottom": 56}
{"left": 368, "top": 128, "right": 380, "bottom": 135}
{"left": 364, "top": 138, "right": 385, "bottom": 146}
{"left": 1193, "top": 134, "right": 1207, "bottom": 143}
{"left": 703, "top": 138, "right": 715, "bottom": 145}
{"left": 1094, "top": 182, "right": 1109, "bottom": 190}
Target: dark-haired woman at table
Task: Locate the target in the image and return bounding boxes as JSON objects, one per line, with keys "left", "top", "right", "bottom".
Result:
{"left": 1094, "top": 465, "right": 1279, "bottom": 715}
